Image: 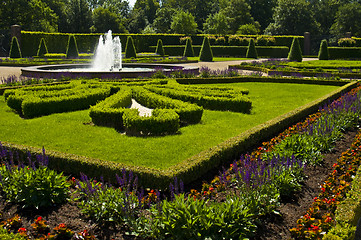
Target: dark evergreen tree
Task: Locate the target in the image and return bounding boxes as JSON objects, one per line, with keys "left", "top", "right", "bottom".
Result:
{"left": 125, "top": 36, "right": 137, "bottom": 58}
{"left": 183, "top": 38, "right": 195, "bottom": 57}
{"left": 199, "top": 37, "right": 213, "bottom": 62}
{"left": 318, "top": 39, "right": 329, "bottom": 60}
{"left": 37, "top": 38, "right": 48, "bottom": 57}
{"left": 66, "top": 35, "right": 79, "bottom": 59}
{"left": 246, "top": 38, "right": 258, "bottom": 58}
{"left": 9, "top": 37, "right": 22, "bottom": 58}
{"left": 288, "top": 37, "right": 302, "bottom": 62}
{"left": 155, "top": 39, "right": 165, "bottom": 56}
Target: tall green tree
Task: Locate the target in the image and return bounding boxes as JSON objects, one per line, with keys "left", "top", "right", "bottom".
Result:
{"left": 331, "top": 2, "right": 361, "bottom": 38}
{"left": 0, "top": 0, "right": 58, "bottom": 32}
{"left": 64, "top": 0, "right": 92, "bottom": 33}
{"left": 222, "top": 0, "right": 255, "bottom": 34}
{"left": 246, "top": 0, "right": 277, "bottom": 30}
{"left": 170, "top": 10, "right": 198, "bottom": 34}
{"left": 310, "top": 0, "right": 342, "bottom": 35}
{"left": 133, "top": 0, "right": 160, "bottom": 24}
{"left": 265, "top": 0, "right": 320, "bottom": 35}
{"left": 91, "top": 7, "right": 127, "bottom": 33}
{"left": 152, "top": 7, "right": 177, "bottom": 33}
{"left": 203, "top": 12, "right": 230, "bottom": 35}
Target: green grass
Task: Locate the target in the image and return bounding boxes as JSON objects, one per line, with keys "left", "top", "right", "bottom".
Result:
{"left": 287, "top": 60, "right": 361, "bottom": 69}
{"left": 0, "top": 82, "right": 339, "bottom": 170}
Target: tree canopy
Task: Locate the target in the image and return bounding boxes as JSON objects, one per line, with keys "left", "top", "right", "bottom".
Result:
{"left": 1, "top": 0, "right": 361, "bottom": 39}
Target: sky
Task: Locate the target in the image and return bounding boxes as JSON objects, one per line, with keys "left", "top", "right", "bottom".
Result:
{"left": 127, "top": 0, "right": 136, "bottom": 8}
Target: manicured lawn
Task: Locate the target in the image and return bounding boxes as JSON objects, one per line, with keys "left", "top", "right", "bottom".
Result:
{"left": 0, "top": 82, "right": 339, "bottom": 170}
{"left": 188, "top": 57, "right": 249, "bottom": 62}
{"left": 287, "top": 60, "right": 361, "bottom": 69}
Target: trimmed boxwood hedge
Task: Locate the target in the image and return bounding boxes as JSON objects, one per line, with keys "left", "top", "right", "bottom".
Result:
{"left": 0, "top": 80, "right": 355, "bottom": 189}
{"left": 328, "top": 47, "right": 361, "bottom": 59}
{"left": 132, "top": 87, "right": 203, "bottom": 124}
{"left": 149, "top": 45, "right": 289, "bottom": 58}
{"left": 20, "top": 31, "right": 302, "bottom": 57}
{"left": 123, "top": 108, "right": 180, "bottom": 136}
{"left": 145, "top": 85, "right": 252, "bottom": 113}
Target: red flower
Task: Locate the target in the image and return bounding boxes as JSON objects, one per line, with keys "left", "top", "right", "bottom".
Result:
{"left": 18, "top": 227, "right": 27, "bottom": 233}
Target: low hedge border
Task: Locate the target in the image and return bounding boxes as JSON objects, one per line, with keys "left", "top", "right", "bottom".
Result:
{"left": 324, "top": 163, "right": 361, "bottom": 240}
{"left": 329, "top": 47, "right": 361, "bottom": 59}
{"left": 145, "top": 85, "right": 252, "bottom": 113}
{"left": 176, "top": 75, "right": 351, "bottom": 86}
{"left": 132, "top": 87, "right": 203, "bottom": 124}
{"left": 0, "top": 81, "right": 356, "bottom": 189}
{"left": 149, "top": 45, "right": 289, "bottom": 58}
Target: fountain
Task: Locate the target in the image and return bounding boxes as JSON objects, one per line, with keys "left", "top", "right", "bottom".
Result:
{"left": 21, "top": 31, "right": 198, "bottom": 79}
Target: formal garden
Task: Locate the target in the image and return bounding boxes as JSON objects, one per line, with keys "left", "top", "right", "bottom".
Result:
{"left": 1, "top": 27, "right": 361, "bottom": 240}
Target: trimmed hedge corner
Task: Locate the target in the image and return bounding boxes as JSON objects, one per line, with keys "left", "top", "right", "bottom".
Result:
{"left": 9, "top": 37, "right": 22, "bottom": 58}
{"left": 66, "top": 35, "right": 79, "bottom": 59}
{"left": 125, "top": 36, "right": 137, "bottom": 58}
{"left": 199, "top": 37, "right": 213, "bottom": 62}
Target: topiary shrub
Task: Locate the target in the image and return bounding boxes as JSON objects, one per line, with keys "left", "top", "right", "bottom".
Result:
{"left": 199, "top": 37, "right": 213, "bottom": 62}
{"left": 66, "top": 35, "right": 79, "bottom": 59}
{"left": 338, "top": 38, "right": 356, "bottom": 47}
{"left": 9, "top": 37, "right": 22, "bottom": 58}
{"left": 246, "top": 38, "right": 258, "bottom": 59}
{"left": 125, "top": 36, "right": 137, "bottom": 58}
{"left": 183, "top": 38, "right": 195, "bottom": 57}
{"left": 288, "top": 37, "right": 302, "bottom": 62}
{"left": 318, "top": 39, "right": 329, "bottom": 60}
{"left": 155, "top": 39, "right": 165, "bottom": 56}
{"left": 37, "top": 38, "right": 48, "bottom": 57}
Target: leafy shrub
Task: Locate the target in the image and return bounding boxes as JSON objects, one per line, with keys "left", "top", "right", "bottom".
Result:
{"left": 288, "top": 37, "right": 303, "bottom": 62}
{"left": 37, "top": 38, "right": 48, "bottom": 57}
{"left": 215, "top": 36, "right": 226, "bottom": 45}
{"left": 123, "top": 108, "right": 180, "bottom": 136}
{"left": 183, "top": 38, "right": 195, "bottom": 57}
{"left": 66, "top": 35, "right": 79, "bottom": 59}
{"left": 125, "top": 36, "right": 137, "bottom": 58}
{"left": 155, "top": 39, "right": 165, "bottom": 56}
{"left": 9, "top": 37, "right": 22, "bottom": 58}
{"left": 0, "top": 228, "right": 26, "bottom": 240}
{"left": 338, "top": 38, "right": 356, "bottom": 47}
{"left": 246, "top": 38, "right": 258, "bottom": 59}
{"left": 256, "top": 36, "right": 276, "bottom": 46}
{"left": 0, "top": 164, "right": 70, "bottom": 209}
{"left": 199, "top": 37, "right": 213, "bottom": 62}
{"left": 228, "top": 35, "right": 250, "bottom": 46}
{"left": 149, "top": 194, "right": 256, "bottom": 239}
{"left": 237, "top": 24, "right": 259, "bottom": 35}
{"left": 318, "top": 39, "right": 329, "bottom": 60}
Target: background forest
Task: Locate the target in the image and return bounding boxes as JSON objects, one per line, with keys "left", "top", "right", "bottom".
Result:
{"left": 1, "top": 0, "right": 361, "bottom": 39}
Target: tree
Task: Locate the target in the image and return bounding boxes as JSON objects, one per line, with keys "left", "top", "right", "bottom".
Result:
{"left": 183, "top": 38, "right": 195, "bottom": 57}
{"left": 9, "top": 37, "right": 22, "bottom": 58}
{"left": 170, "top": 10, "right": 198, "bottom": 34}
{"left": 223, "top": 0, "right": 255, "bottom": 34}
{"left": 66, "top": 35, "right": 79, "bottom": 58}
{"left": 203, "top": 12, "right": 230, "bottom": 35}
{"left": 288, "top": 37, "right": 302, "bottom": 62}
{"left": 133, "top": 0, "right": 160, "bottom": 24}
{"left": 237, "top": 23, "right": 260, "bottom": 35}
{"left": 331, "top": 2, "right": 361, "bottom": 38}
{"left": 37, "top": 38, "right": 48, "bottom": 57}
{"left": 245, "top": 0, "right": 277, "bottom": 31}
{"left": 125, "top": 36, "right": 137, "bottom": 58}
{"left": 265, "top": 0, "right": 320, "bottom": 35}
{"left": 310, "top": 0, "right": 341, "bottom": 35}
{"left": 199, "top": 37, "right": 213, "bottom": 62}
{"left": 246, "top": 38, "right": 257, "bottom": 58}
{"left": 0, "top": 0, "right": 58, "bottom": 32}
{"left": 152, "top": 7, "right": 176, "bottom": 33}
{"left": 91, "top": 7, "right": 127, "bottom": 33}
{"left": 64, "top": 0, "right": 92, "bottom": 33}
{"left": 318, "top": 39, "right": 329, "bottom": 60}
{"left": 127, "top": 9, "right": 148, "bottom": 33}
{"left": 155, "top": 39, "right": 165, "bottom": 56}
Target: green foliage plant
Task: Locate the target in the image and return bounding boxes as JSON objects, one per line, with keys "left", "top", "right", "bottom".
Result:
{"left": 246, "top": 38, "right": 258, "bottom": 59}
{"left": 318, "top": 39, "right": 329, "bottom": 60}
{"left": 0, "top": 164, "right": 70, "bottom": 209}
{"left": 9, "top": 37, "right": 22, "bottom": 58}
{"left": 288, "top": 37, "right": 303, "bottom": 62}
{"left": 199, "top": 37, "right": 213, "bottom": 62}
{"left": 66, "top": 35, "right": 79, "bottom": 59}
{"left": 183, "top": 38, "right": 195, "bottom": 57}
{"left": 125, "top": 36, "right": 137, "bottom": 58}
{"left": 37, "top": 38, "right": 48, "bottom": 57}
{"left": 337, "top": 38, "right": 356, "bottom": 47}
{"left": 155, "top": 39, "right": 165, "bottom": 56}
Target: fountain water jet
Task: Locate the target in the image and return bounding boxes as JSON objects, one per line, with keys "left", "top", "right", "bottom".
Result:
{"left": 92, "top": 30, "right": 122, "bottom": 71}
{"left": 21, "top": 30, "right": 199, "bottom": 79}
